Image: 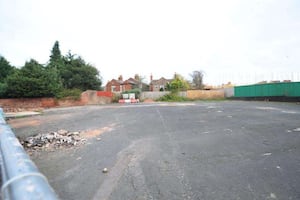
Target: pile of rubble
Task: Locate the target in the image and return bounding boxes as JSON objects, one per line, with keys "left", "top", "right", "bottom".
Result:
{"left": 20, "top": 129, "right": 86, "bottom": 151}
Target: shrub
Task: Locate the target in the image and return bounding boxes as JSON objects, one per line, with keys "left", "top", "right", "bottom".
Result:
{"left": 112, "top": 93, "right": 121, "bottom": 103}
{"left": 0, "top": 82, "right": 7, "bottom": 98}
{"left": 157, "top": 93, "right": 190, "bottom": 102}
{"left": 55, "top": 88, "right": 82, "bottom": 100}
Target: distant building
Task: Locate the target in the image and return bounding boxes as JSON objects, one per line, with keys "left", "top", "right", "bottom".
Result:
{"left": 149, "top": 75, "right": 173, "bottom": 91}
{"left": 105, "top": 75, "right": 139, "bottom": 92}
{"left": 105, "top": 75, "right": 149, "bottom": 92}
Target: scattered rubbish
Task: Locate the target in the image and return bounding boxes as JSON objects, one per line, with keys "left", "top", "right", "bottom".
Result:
{"left": 276, "top": 166, "right": 281, "bottom": 169}
{"left": 102, "top": 168, "right": 108, "bottom": 173}
{"left": 19, "top": 129, "right": 86, "bottom": 151}
{"left": 224, "top": 129, "right": 233, "bottom": 133}
{"left": 286, "top": 130, "right": 292, "bottom": 133}
{"left": 76, "top": 157, "right": 82, "bottom": 160}
{"left": 201, "top": 131, "right": 210, "bottom": 134}
{"left": 206, "top": 106, "right": 216, "bottom": 109}
{"left": 270, "top": 193, "right": 277, "bottom": 199}
{"left": 292, "top": 128, "right": 300, "bottom": 132}
{"left": 263, "top": 153, "right": 272, "bottom": 156}
{"left": 96, "top": 138, "right": 101, "bottom": 141}
{"left": 217, "top": 110, "right": 223, "bottom": 113}
{"left": 281, "top": 110, "right": 297, "bottom": 114}
{"left": 57, "top": 129, "right": 68, "bottom": 136}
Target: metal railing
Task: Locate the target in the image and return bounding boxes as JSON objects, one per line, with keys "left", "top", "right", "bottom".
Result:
{"left": 0, "top": 108, "right": 58, "bottom": 200}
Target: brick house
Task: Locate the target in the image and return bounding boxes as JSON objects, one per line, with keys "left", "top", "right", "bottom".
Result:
{"left": 105, "top": 75, "right": 139, "bottom": 92}
{"left": 149, "top": 75, "right": 173, "bottom": 91}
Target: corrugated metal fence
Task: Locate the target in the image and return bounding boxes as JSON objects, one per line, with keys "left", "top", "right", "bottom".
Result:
{"left": 234, "top": 82, "right": 300, "bottom": 97}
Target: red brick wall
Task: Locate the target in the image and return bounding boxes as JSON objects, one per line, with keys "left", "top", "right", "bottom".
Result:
{"left": 0, "top": 91, "right": 112, "bottom": 112}
{"left": 97, "top": 91, "right": 113, "bottom": 97}
{"left": 0, "top": 98, "right": 57, "bottom": 112}
{"left": 81, "top": 90, "right": 112, "bottom": 104}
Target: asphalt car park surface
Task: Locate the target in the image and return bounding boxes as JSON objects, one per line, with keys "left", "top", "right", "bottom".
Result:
{"left": 10, "top": 101, "right": 300, "bottom": 200}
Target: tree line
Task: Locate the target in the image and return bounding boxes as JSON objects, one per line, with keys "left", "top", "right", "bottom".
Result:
{"left": 0, "top": 41, "right": 102, "bottom": 98}
{"left": 167, "top": 71, "right": 204, "bottom": 92}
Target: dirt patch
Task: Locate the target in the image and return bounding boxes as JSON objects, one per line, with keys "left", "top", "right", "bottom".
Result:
{"left": 8, "top": 119, "right": 41, "bottom": 128}
{"left": 143, "top": 99, "right": 155, "bottom": 103}
{"left": 81, "top": 124, "right": 116, "bottom": 139}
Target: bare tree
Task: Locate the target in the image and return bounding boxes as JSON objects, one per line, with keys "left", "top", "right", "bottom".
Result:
{"left": 190, "top": 70, "right": 204, "bottom": 89}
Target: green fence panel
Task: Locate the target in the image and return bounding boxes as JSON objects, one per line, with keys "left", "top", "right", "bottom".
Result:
{"left": 234, "top": 82, "right": 300, "bottom": 97}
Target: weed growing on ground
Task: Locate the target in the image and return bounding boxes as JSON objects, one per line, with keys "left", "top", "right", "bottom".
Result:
{"left": 156, "top": 93, "right": 192, "bottom": 102}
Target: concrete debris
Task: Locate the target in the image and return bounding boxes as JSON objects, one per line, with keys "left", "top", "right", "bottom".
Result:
{"left": 102, "top": 168, "right": 108, "bottom": 173}
{"left": 19, "top": 129, "right": 86, "bottom": 151}
{"left": 270, "top": 193, "right": 277, "bottom": 199}
{"left": 263, "top": 152, "right": 272, "bottom": 156}
{"left": 57, "top": 129, "right": 68, "bottom": 136}
{"left": 293, "top": 128, "right": 300, "bottom": 132}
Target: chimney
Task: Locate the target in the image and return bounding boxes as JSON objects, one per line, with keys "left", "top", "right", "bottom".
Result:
{"left": 150, "top": 74, "right": 153, "bottom": 82}
{"left": 118, "top": 75, "right": 123, "bottom": 81}
{"left": 134, "top": 74, "right": 139, "bottom": 81}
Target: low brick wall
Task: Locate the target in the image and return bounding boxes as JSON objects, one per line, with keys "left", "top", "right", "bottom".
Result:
{"left": 0, "top": 98, "right": 56, "bottom": 112}
{"left": 0, "top": 90, "right": 112, "bottom": 112}
{"left": 187, "top": 90, "right": 224, "bottom": 100}
{"left": 81, "top": 90, "right": 112, "bottom": 105}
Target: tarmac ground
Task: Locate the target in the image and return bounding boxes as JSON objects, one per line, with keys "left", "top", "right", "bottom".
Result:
{"left": 8, "top": 101, "right": 300, "bottom": 200}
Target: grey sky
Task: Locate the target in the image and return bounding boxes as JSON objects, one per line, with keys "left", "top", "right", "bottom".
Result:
{"left": 1, "top": 0, "right": 300, "bottom": 85}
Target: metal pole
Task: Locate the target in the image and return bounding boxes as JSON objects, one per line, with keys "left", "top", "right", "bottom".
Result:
{"left": 0, "top": 108, "right": 58, "bottom": 200}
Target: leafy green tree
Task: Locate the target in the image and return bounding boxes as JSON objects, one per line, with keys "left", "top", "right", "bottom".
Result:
{"left": 2, "top": 41, "right": 102, "bottom": 98}
{"left": 46, "top": 41, "right": 65, "bottom": 92}
{"left": 167, "top": 73, "right": 190, "bottom": 93}
{"left": 0, "top": 56, "right": 15, "bottom": 97}
{"left": 48, "top": 41, "right": 64, "bottom": 79}
{"left": 5, "top": 59, "right": 61, "bottom": 98}
{"left": 49, "top": 41, "right": 62, "bottom": 64}
{"left": 61, "top": 53, "right": 102, "bottom": 91}
{"left": 0, "top": 82, "right": 8, "bottom": 97}
{"left": 0, "top": 56, "right": 15, "bottom": 81}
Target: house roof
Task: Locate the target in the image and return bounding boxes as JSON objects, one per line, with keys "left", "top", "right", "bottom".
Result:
{"left": 150, "top": 77, "right": 173, "bottom": 85}
{"left": 124, "top": 78, "right": 139, "bottom": 85}
{"left": 106, "top": 77, "right": 139, "bottom": 86}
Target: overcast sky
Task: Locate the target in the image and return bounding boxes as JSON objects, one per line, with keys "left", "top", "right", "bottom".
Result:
{"left": 1, "top": 0, "right": 300, "bottom": 85}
